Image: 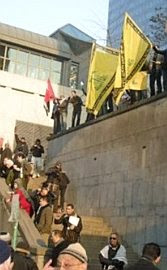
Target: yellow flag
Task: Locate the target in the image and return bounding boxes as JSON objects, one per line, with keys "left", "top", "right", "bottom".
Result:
{"left": 113, "top": 13, "right": 151, "bottom": 105}
{"left": 86, "top": 43, "right": 119, "bottom": 115}
{"left": 126, "top": 71, "right": 148, "bottom": 90}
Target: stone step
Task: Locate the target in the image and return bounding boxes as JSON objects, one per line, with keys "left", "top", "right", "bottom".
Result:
{"left": 82, "top": 216, "right": 104, "bottom": 223}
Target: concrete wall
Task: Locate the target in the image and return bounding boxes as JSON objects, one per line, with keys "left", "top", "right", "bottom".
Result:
{"left": 47, "top": 94, "right": 167, "bottom": 269}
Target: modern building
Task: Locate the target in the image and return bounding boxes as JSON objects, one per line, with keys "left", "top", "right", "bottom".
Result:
{"left": 107, "top": 0, "right": 167, "bottom": 49}
{"left": 0, "top": 22, "right": 94, "bottom": 152}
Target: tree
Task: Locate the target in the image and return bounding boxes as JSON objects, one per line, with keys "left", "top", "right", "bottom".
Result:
{"left": 149, "top": 6, "right": 167, "bottom": 47}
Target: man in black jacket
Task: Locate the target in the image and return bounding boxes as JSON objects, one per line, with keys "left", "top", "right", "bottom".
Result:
{"left": 153, "top": 45, "right": 167, "bottom": 92}
{"left": 31, "top": 139, "right": 44, "bottom": 178}
{"left": 55, "top": 203, "right": 82, "bottom": 243}
{"left": 55, "top": 161, "right": 70, "bottom": 210}
{"left": 14, "top": 128, "right": 28, "bottom": 157}
{"left": 45, "top": 230, "right": 69, "bottom": 267}
{"left": 69, "top": 90, "right": 83, "bottom": 127}
{"left": 126, "top": 242, "right": 161, "bottom": 270}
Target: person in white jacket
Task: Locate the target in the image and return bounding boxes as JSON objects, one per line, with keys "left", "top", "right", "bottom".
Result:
{"left": 99, "top": 232, "right": 127, "bottom": 270}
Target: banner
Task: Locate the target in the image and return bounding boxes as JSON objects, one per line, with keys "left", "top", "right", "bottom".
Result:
{"left": 113, "top": 13, "right": 151, "bottom": 105}
{"left": 126, "top": 71, "right": 148, "bottom": 91}
{"left": 86, "top": 43, "right": 119, "bottom": 115}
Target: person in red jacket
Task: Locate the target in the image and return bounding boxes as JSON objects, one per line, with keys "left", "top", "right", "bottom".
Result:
{"left": 13, "top": 178, "right": 33, "bottom": 216}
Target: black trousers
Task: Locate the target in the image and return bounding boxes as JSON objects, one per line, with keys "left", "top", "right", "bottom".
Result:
{"left": 72, "top": 110, "right": 81, "bottom": 127}
{"left": 60, "top": 187, "right": 67, "bottom": 209}
{"left": 162, "top": 69, "right": 167, "bottom": 92}
{"left": 150, "top": 70, "right": 162, "bottom": 96}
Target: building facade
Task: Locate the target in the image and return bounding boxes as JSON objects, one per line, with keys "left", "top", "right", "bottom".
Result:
{"left": 107, "top": 0, "right": 167, "bottom": 49}
{"left": 0, "top": 22, "right": 94, "bottom": 152}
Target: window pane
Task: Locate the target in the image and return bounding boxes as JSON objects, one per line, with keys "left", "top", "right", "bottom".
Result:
{"left": 29, "top": 54, "right": 39, "bottom": 67}
{"left": 6, "top": 48, "right": 17, "bottom": 60}
{"left": 4, "top": 60, "right": 15, "bottom": 73}
{"left": 50, "top": 71, "right": 61, "bottom": 84}
{"left": 38, "top": 69, "right": 49, "bottom": 81}
{"left": 69, "top": 63, "right": 79, "bottom": 89}
{"left": 51, "top": 60, "right": 62, "bottom": 72}
{"left": 28, "top": 66, "right": 38, "bottom": 79}
{"left": 17, "top": 51, "right": 28, "bottom": 64}
{"left": 40, "top": 57, "right": 50, "bottom": 69}
{"left": 0, "top": 45, "right": 5, "bottom": 57}
{"left": 0, "top": 58, "right": 4, "bottom": 70}
{"left": 15, "top": 63, "right": 27, "bottom": 76}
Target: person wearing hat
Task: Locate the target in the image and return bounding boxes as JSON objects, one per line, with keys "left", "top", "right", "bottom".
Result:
{"left": 12, "top": 241, "right": 38, "bottom": 270}
{"left": 0, "top": 232, "right": 11, "bottom": 245}
{"left": 56, "top": 243, "right": 88, "bottom": 270}
{"left": 0, "top": 239, "right": 13, "bottom": 270}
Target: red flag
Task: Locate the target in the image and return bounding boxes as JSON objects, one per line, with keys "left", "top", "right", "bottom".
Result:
{"left": 44, "top": 79, "right": 55, "bottom": 115}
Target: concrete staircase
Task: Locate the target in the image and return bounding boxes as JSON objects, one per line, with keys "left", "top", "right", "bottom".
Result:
{"left": 81, "top": 216, "right": 111, "bottom": 270}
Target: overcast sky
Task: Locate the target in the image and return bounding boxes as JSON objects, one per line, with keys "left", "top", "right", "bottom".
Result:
{"left": 0, "top": 0, "right": 109, "bottom": 45}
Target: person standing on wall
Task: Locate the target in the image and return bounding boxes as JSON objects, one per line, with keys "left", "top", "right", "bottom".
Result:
{"left": 69, "top": 91, "right": 83, "bottom": 127}
{"left": 51, "top": 98, "right": 61, "bottom": 134}
{"left": 149, "top": 51, "right": 162, "bottom": 96}
{"left": 58, "top": 95, "right": 69, "bottom": 131}
{"left": 153, "top": 45, "right": 167, "bottom": 92}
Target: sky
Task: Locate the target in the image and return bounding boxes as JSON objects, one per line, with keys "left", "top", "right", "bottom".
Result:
{"left": 0, "top": 0, "right": 109, "bottom": 45}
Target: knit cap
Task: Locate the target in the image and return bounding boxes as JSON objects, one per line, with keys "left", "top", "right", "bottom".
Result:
{"left": 15, "top": 241, "right": 30, "bottom": 255}
{"left": 0, "top": 240, "right": 11, "bottom": 264}
{"left": 0, "top": 232, "right": 11, "bottom": 243}
{"left": 60, "top": 243, "right": 88, "bottom": 263}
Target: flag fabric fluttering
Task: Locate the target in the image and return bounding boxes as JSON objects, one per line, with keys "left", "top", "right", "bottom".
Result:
{"left": 86, "top": 43, "right": 119, "bottom": 115}
{"left": 112, "top": 13, "right": 152, "bottom": 105}
{"left": 44, "top": 79, "right": 55, "bottom": 115}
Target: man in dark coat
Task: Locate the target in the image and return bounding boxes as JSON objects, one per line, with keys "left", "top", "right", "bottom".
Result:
{"left": 153, "top": 45, "right": 167, "bottom": 92}
{"left": 34, "top": 196, "right": 53, "bottom": 245}
{"left": 14, "top": 132, "right": 28, "bottom": 157}
{"left": 55, "top": 203, "right": 82, "bottom": 243}
{"left": 45, "top": 230, "right": 69, "bottom": 267}
{"left": 13, "top": 241, "right": 38, "bottom": 270}
{"left": 55, "top": 161, "right": 70, "bottom": 210}
{"left": 31, "top": 139, "right": 44, "bottom": 178}
{"left": 69, "top": 90, "right": 83, "bottom": 127}
{"left": 0, "top": 143, "right": 13, "bottom": 165}
{"left": 126, "top": 242, "right": 161, "bottom": 270}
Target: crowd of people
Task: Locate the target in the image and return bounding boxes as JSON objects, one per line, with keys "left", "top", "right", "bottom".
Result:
{"left": 51, "top": 90, "right": 83, "bottom": 134}
{"left": 0, "top": 146, "right": 163, "bottom": 270}
{"left": 0, "top": 230, "right": 162, "bottom": 270}
{"left": 50, "top": 45, "right": 167, "bottom": 136}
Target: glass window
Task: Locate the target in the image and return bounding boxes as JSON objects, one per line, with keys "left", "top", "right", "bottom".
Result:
{"left": 29, "top": 54, "right": 39, "bottom": 67}
{"left": 4, "top": 60, "right": 15, "bottom": 73}
{"left": 15, "top": 63, "right": 27, "bottom": 76}
{"left": 27, "top": 66, "right": 38, "bottom": 79}
{"left": 17, "top": 50, "right": 28, "bottom": 64}
{"left": 51, "top": 60, "right": 62, "bottom": 72}
{"left": 6, "top": 48, "right": 17, "bottom": 60}
{"left": 40, "top": 57, "right": 50, "bottom": 69}
{"left": 69, "top": 62, "right": 79, "bottom": 89}
{"left": 50, "top": 71, "right": 61, "bottom": 84}
{"left": 0, "top": 58, "right": 4, "bottom": 70}
{"left": 0, "top": 45, "right": 5, "bottom": 57}
{"left": 38, "top": 69, "right": 49, "bottom": 81}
